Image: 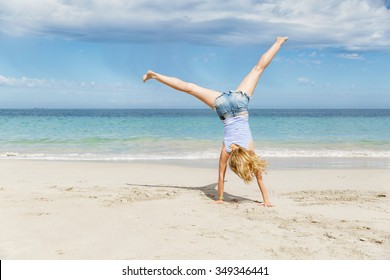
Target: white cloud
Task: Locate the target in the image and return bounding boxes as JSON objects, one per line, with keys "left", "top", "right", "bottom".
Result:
{"left": 337, "top": 53, "right": 364, "bottom": 60}
{"left": 0, "top": 74, "right": 128, "bottom": 91}
{"left": 297, "top": 76, "right": 315, "bottom": 86}
{"left": 0, "top": 0, "right": 389, "bottom": 50}
{"left": 192, "top": 53, "right": 219, "bottom": 63}
{"left": 0, "top": 75, "right": 50, "bottom": 88}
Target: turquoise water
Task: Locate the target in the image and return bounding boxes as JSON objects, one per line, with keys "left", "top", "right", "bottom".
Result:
{"left": 0, "top": 109, "right": 389, "bottom": 167}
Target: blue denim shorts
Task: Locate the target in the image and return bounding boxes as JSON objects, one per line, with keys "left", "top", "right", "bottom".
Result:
{"left": 213, "top": 90, "right": 251, "bottom": 120}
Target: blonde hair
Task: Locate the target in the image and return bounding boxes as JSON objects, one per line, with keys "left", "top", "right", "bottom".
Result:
{"left": 229, "top": 146, "right": 268, "bottom": 184}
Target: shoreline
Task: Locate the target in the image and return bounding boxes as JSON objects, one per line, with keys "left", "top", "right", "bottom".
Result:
{"left": 1, "top": 156, "right": 389, "bottom": 169}
{"left": 0, "top": 159, "right": 389, "bottom": 259}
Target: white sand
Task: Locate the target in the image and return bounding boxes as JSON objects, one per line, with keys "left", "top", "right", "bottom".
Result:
{"left": 0, "top": 160, "right": 389, "bottom": 259}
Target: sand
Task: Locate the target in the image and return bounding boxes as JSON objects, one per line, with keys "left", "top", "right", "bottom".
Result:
{"left": 0, "top": 159, "right": 389, "bottom": 259}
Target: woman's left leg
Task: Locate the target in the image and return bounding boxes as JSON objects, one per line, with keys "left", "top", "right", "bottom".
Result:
{"left": 236, "top": 36, "right": 288, "bottom": 96}
{"left": 143, "top": 70, "right": 220, "bottom": 109}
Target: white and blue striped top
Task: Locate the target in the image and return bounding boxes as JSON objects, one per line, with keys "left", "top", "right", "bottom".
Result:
{"left": 223, "top": 115, "right": 253, "bottom": 153}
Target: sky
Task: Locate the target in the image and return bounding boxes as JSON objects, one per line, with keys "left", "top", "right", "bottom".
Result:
{"left": 0, "top": 0, "right": 389, "bottom": 109}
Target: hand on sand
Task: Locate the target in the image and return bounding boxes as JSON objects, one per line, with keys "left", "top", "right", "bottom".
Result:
{"left": 259, "top": 201, "right": 273, "bottom": 207}
{"left": 211, "top": 199, "right": 224, "bottom": 204}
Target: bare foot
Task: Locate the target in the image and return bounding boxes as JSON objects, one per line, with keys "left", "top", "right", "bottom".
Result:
{"left": 142, "top": 70, "right": 155, "bottom": 83}
{"left": 276, "top": 36, "right": 288, "bottom": 45}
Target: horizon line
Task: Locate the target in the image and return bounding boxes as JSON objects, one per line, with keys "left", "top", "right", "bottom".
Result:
{"left": 1, "top": 108, "right": 390, "bottom": 110}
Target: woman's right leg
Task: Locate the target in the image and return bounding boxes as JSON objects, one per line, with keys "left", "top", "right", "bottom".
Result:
{"left": 143, "top": 70, "right": 221, "bottom": 109}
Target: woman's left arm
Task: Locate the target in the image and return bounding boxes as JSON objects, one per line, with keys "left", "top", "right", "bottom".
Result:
{"left": 255, "top": 170, "right": 272, "bottom": 207}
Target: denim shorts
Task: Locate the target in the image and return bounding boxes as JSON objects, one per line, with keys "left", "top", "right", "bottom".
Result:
{"left": 213, "top": 90, "right": 251, "bottom": 120}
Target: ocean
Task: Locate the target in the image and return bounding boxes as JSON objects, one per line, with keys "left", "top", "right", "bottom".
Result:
{"left": 0, "top": 109, "right": 389, "bottom": 168}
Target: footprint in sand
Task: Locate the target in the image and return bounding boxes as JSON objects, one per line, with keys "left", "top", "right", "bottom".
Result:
{"left": 104, "top": 186, "right": 183, "bottom": 206}
{"left": 56, "top": 250, "right": 64, "bottom": 255}
{"left": 24, "top": 212, "right": 52, "bottom": 216}
{"left": 283, "top": 190, "right": 388, "bottom": 206}
{"left": 35, "top": 197, "right": 52, "bottom": 202}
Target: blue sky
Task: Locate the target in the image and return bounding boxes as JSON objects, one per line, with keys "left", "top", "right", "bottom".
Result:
{"left": 0, "top": 0, "right": 389, "bottom": 109}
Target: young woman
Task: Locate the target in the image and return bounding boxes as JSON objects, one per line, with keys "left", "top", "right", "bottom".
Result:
{"left": 143, "top": 36, "right": 288, "bottom": 207}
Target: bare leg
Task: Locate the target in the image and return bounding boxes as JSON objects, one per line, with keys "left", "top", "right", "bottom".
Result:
{"left": 143, "top": 70, "right": 220, "bottom": 109}
{"left": 236, "top": 36, "right": 288, "bottom": 96}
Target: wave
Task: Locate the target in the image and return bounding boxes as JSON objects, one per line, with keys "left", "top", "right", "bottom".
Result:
{"left": 1, "top": 149, "right": 390, "bottom": 161}
{"left": 260, "top": 150, "right": 390, "bottom": 158}
{"left": 2, "top": 136, "right": 173, "bottom": 145}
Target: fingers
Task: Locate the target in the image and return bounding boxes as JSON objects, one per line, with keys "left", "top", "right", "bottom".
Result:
{"left": 259, "top": 202, "right": 273, "bottom": 207}
{"left": 211, "top": 200, "right": 224, "bottom": 204}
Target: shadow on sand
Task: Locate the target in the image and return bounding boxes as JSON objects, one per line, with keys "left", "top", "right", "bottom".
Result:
{"left": 126, "top": 182, "right": 262, "bottom": 204}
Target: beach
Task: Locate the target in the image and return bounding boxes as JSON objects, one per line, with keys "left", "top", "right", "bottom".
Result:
{"left": 1, "top": 159, "right": 389, "bottom": 260}
{"left": 1, "top": 109, "right": 389, "bottom": 259}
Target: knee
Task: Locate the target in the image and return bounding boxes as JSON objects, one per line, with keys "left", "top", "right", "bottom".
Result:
{"left": 254, "top": 64, "right": 265, "bottom": 73}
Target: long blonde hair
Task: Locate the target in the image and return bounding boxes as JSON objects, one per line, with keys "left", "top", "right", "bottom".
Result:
{"left": 228, "top": 145, "right": 268, "bottom": 184}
